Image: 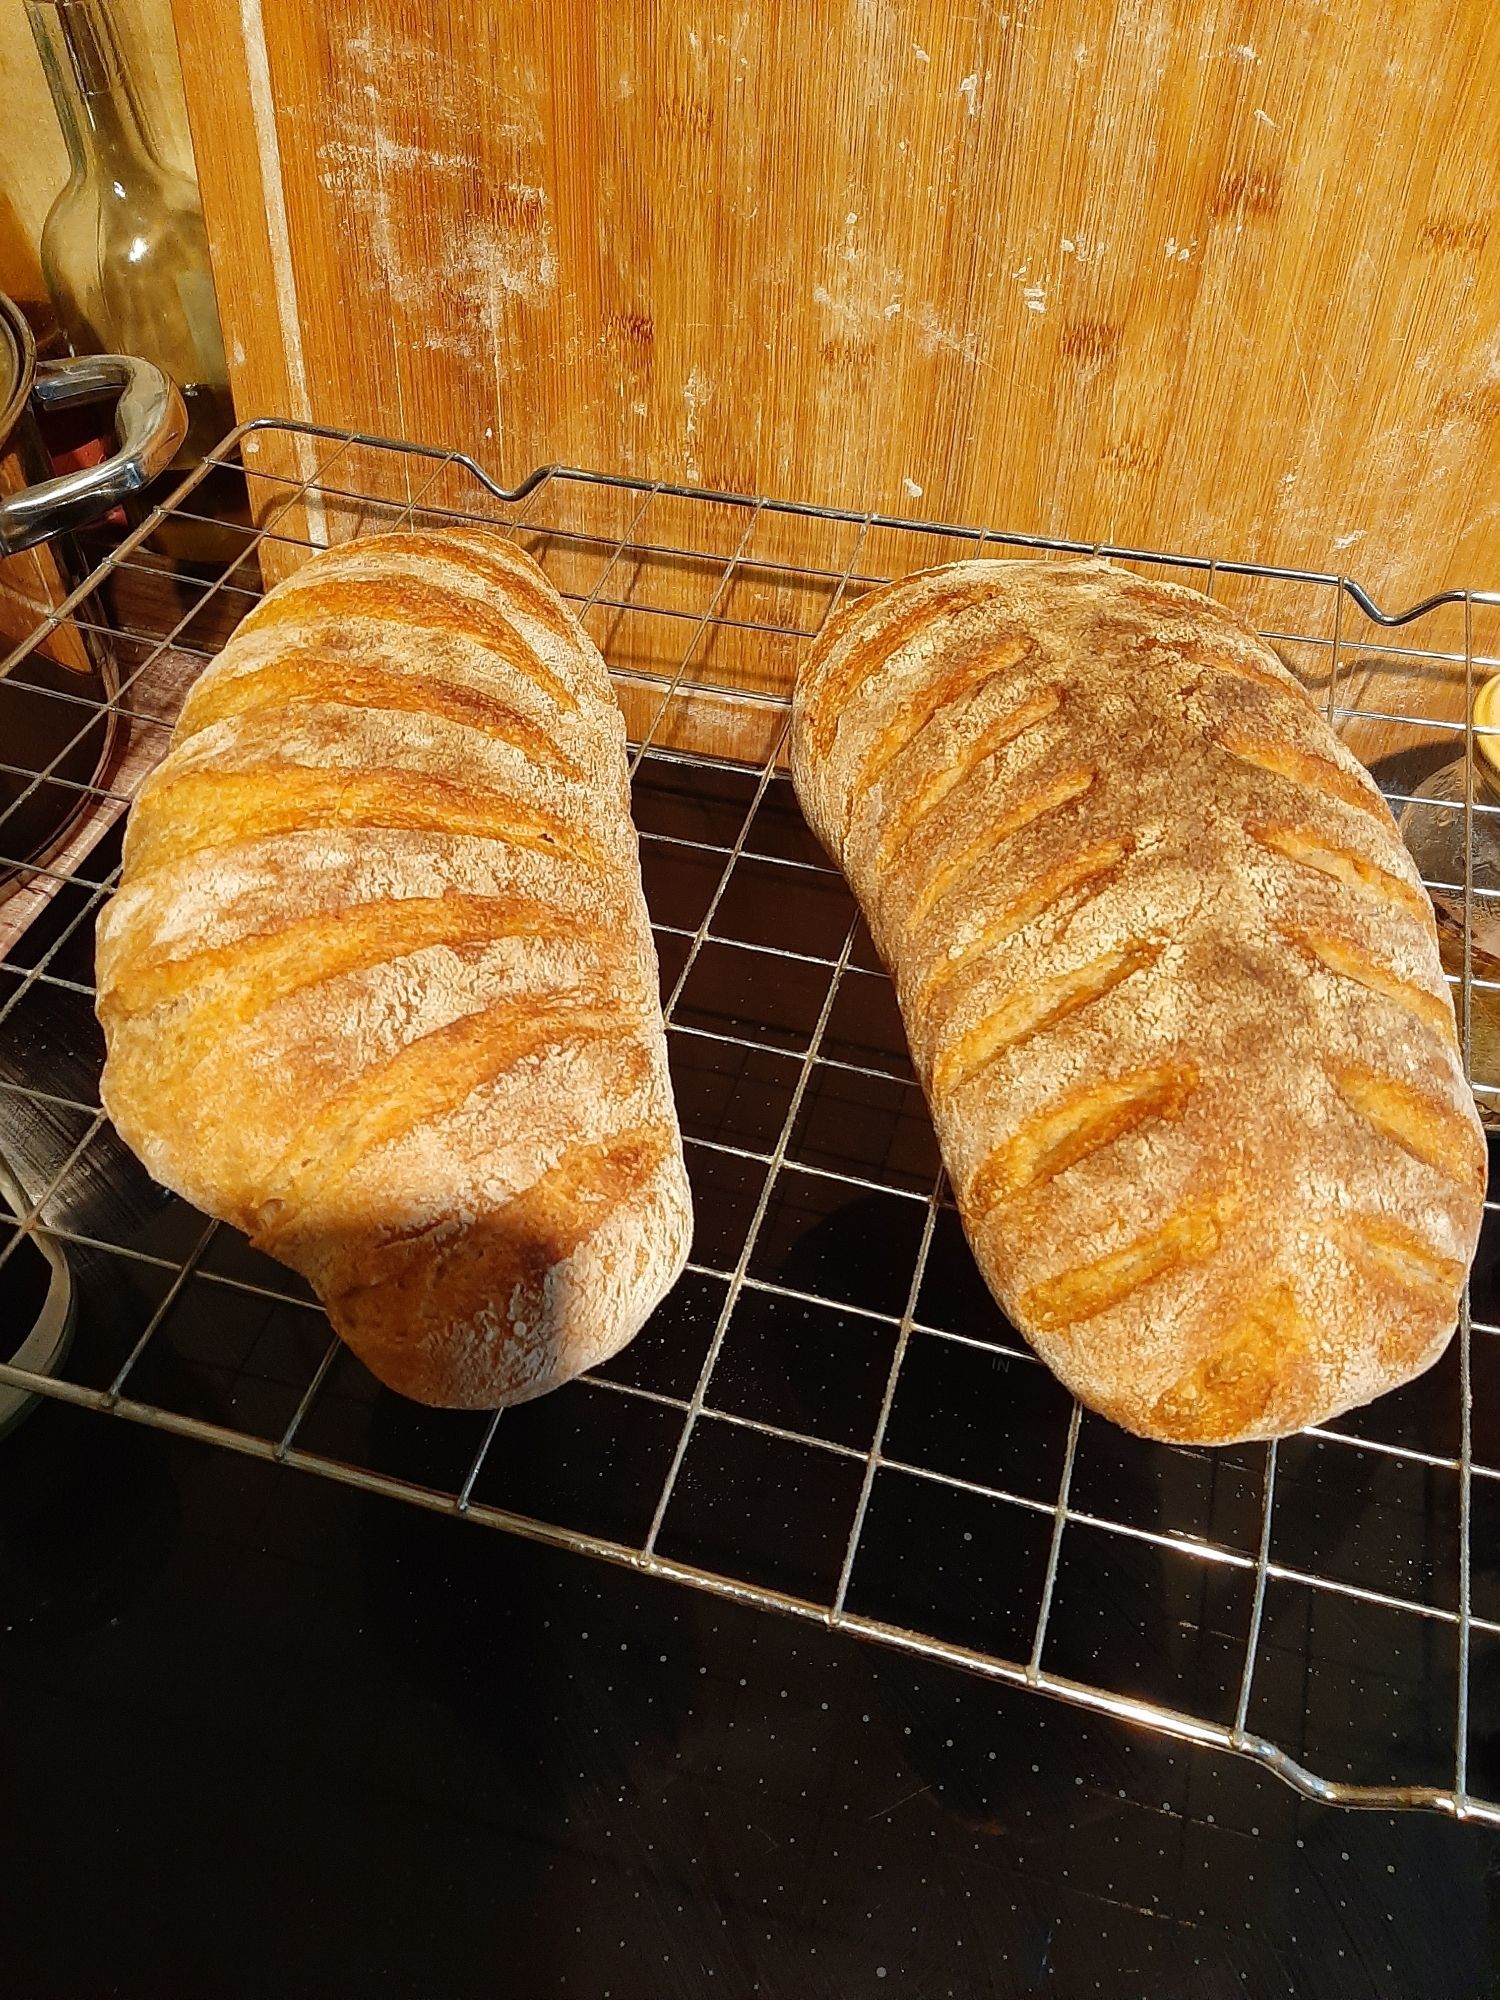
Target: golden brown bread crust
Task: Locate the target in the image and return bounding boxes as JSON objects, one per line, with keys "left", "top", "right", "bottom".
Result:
{"left": 97, "top": 527, "right": 692, "bottom": 1408}
{"left": 791, "top": 559, "right": 1485, "bottom": 1444}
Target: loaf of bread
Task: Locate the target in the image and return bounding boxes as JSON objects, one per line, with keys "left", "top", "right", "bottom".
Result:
{"left": 96, "top": 528, "right": 692, "bottom": 1408}
{"left": 792, "top": 559, "right": 1485, "bottom": 1444}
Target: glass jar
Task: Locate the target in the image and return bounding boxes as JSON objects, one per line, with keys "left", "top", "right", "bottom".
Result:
{"left": 1398, "top": 673, "right": 1500, "bottom": 1123}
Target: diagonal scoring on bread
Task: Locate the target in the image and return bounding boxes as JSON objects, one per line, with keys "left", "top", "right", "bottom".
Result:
{"left": 931, "top": 939, "right": 1161, "bottom": 1096}
{"left": 870, "top": 678, "right": 1056, "bottom": 862}
{"left": 906, "top": 765, "right": 1097, "bottom": 927}
{"left": 254, "top": 995, "right": 641, "bottom": 1245}
{"left": 1338, "top": 1213, "right": 1466, "bottom": 1306}
{"left": 806, "top": 577, "right": 1000, "bottom": 757}
{"left": 856, "top": 637, "right": 1036, "bottom": 796}
{"left": 97, "top": 527, "right": 691, "bottom": 1412}
{"left": 789, "top": 558, "right": 1484, "bottom": 1445}
{"left": 1283, "top": 925, "right": 1458, "bottom": 1046}
{"left": 1215, "top": 726, "right": 1387, "bottom": 819}
{"left": 178, "top": 653, "right": 584, "bottom": 778}
{"left": 124, "top": 767, "right": 603, "bottom": 876}
{"left": 1249, "top": 821, "right": 1430, "bottom": 922}
{"left": 1194, "top": 651, "right": 1312, "bottom": 705}
{"left": 237, "top": 573, "right": 578, "bottom": 711}
{"left": 1112, "top": 576, "right": 1245, "bottom": 626}
{"left": 1020, "top": 1197, "right": 1229, "bottom": 1333}
{"left": 100, "top": 894, "right": 590, "bottom": 1023}
{"left": 967, "top": 1061, "right": 1199, "bottom": 1213}
{"left": 325, "top": 530, "right": 581, "bottom": 645}
{"left": 911, "top": 838, "right": 1133, "bottom": 1022}
{"left": 1331, "top": 1062, "right": 1486, "bottom": 1192}
{"left": 1118, "top": 625, "right": 1312, "bottom": 708}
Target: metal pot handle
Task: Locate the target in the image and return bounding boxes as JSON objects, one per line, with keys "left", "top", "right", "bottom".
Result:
{"left": 0, "top": 351, "right": 188, "bottom": 557}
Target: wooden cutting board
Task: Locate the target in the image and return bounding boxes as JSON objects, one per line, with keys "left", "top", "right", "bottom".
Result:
{"left": 171, "top": 0, "right": 1500, "bottom": 760}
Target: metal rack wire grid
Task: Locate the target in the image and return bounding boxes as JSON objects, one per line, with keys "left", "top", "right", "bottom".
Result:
{"left": 3, "top": 419, "right": 1500, "bottom": 1825}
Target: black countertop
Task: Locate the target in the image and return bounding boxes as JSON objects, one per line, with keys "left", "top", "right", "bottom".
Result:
{"left": 4, "top": 1395, "right": 1498, "bottom": 1998}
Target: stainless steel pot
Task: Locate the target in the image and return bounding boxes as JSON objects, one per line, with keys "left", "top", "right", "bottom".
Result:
{"left": 0, "top": 290, "right": 185, "bottom": 884}
{"left": 0, "top": 290, "right": 186, "bottom": 555}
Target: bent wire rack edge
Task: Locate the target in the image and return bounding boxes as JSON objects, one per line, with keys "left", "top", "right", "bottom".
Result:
{"left": 3, "top": 417, "right": 1499, "bottom": 1826}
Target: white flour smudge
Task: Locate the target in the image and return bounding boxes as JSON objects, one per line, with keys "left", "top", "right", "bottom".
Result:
{"left": 910, "top": 302, "right": 986, "bottom": 366}
{"left": 812, "top": 252, "right": 907, "bottom": 337}
{"left": 474, "top": 188, "right": 559, "bottom": 301}
{"left": 682, "top": 367, "right": 715, "bottom": 484}
{"left": 318, "top": 135, "right": 478, "bottom": 179}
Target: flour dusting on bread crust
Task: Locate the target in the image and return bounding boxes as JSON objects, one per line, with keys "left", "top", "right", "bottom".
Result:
{"left": 98, "top": 528, "right": 691, "bottom": 1408}
{"left": 792, "top": 560, "right": 1484, "bottom": 1444}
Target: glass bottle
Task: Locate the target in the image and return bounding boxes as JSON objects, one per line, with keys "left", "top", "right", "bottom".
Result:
{"left": 25, "top": 0, "right": 245, "bottom": 561}
{"left": 1398, "top": 673, "right": 1500, "bottom": 1124}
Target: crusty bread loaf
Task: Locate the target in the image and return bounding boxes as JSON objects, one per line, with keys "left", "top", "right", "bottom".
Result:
{"left": 791, "top": 558, "right": 1485, "bottom": 1444}
{"left": 96, "top": 528, "right": 692, "bottom": 1408}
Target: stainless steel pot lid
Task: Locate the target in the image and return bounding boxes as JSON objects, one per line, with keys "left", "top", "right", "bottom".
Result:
{"left": 0, "top": 292, "right": 34, "bottom": 447}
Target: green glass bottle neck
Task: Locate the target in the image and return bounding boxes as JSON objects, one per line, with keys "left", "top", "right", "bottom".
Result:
{"left": 39, "top": 0, "right": 162, "bottom": 185}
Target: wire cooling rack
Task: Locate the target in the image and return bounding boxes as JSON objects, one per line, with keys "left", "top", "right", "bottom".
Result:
{"left": 4, "top": 419, "right": 1500, "bottom": 1823}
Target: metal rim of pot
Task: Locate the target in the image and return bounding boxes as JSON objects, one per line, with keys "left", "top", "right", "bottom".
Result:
{"left": 0, "top": 293, "right": 36, "bottom": 451}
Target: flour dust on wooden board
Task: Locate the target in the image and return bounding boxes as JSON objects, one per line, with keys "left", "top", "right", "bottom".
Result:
{"left": 173, "top": 0, "right": 1500, "bottom": 651}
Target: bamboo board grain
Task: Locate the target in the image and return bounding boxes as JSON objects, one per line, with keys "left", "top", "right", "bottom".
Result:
{"left": 172, "top": 0, "right": 1500, "bottom": 763}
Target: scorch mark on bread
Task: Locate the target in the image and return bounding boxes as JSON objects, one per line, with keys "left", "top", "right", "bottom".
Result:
{"left": 1331, "top": 1062, "right": 1487, "bottom": 1191}
{"left": 312, "top": 528, "right": 585, "bottom": 646}
{"left": 1339, "top": 1214, "right": 1467, "bottom": 1308}
{"left": 857, "top": 639, "right": 1038, "bottom": 797}
{"left": 321, "top": 1120, "right": 682, "bottom": 1409}
{"left": 102, "top": 894, "right": 592, "bottom": 1022}
{"left": 805, "top": 576, "right": 1000, "bottom": 756}
{"left": 254, "top": 998, "right": 640, "bottom": 1243}
{"left": 1021, "top": 1197, "right": 1230, "bottom": 1332}
{"left": 911, "top": 838, "right": 1133, "bottom": 1023}
{"left": 1284, "top": 925, "right": 1458, "bottom": 1047}
{"left": 1146, "top": 1282, "right": 1316, "bottom": 1439}
{"left": 968, "top": 1062, "right": 1200, "bottom": 1211}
